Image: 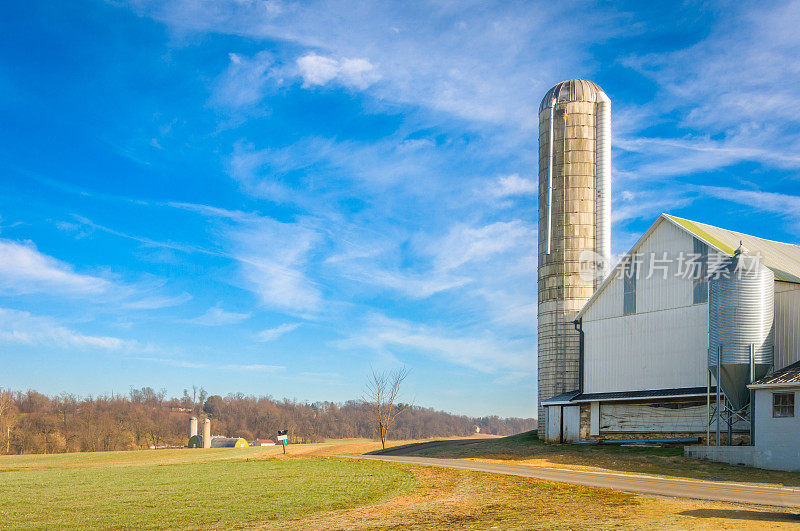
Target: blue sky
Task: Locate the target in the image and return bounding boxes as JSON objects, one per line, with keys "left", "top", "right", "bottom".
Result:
{"left": 2, "top": 1, "right": 799, "bottom": 417}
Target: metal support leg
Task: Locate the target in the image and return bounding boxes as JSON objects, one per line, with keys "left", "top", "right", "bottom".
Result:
{"left": 706, "top": 369, "right": 711, "bottom": 446}
{"left": 750, "top": 344, "right": 755, "bottom": 446}
{"left": 716, "top": 345, "right": 722, "bottom": 447}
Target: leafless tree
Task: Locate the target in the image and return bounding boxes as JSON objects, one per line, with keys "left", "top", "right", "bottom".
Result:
{"left": 363, "top": 367, "right": 411, "bottom": 449}
{"left": 0, "top": 388, "right": 16, "bottom": 454}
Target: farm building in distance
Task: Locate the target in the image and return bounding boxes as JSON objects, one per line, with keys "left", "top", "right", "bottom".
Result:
{"left": 186, "top": 417, "right": 250, "bottom": 449}
{"left": 537, "top": 79, "right": 800, "bottom": 470}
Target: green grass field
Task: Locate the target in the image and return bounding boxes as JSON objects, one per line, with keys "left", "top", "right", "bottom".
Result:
{"left": 3, "top": 441, "right": 800, "bottom": 529}
{"left": 0, "top": 448, "right": 414, "bottom": 529}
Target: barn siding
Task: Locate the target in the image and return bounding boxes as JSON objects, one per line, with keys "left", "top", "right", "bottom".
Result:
{"left": 582, "top": 221, "right": 712, "bottom": 394}
{"left": 775, "top": 282, "right": 800, "bottom": 371}
{"left": 600, "top": 402, "right": 707, "bottom": 433}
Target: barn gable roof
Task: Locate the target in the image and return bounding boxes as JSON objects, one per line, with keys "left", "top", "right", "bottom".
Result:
{"left": 576, "top": 214, "right": 800, "bottom": 321}
{"left": 664, "top": 214, "right": 800, "bottom": 284}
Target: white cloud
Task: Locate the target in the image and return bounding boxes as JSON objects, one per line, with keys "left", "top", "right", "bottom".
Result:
{"left": 255, "top": 322, "right": 300, "bottom": 342}
{"left": 491, "top": 174, "right": 537, "bottom": 198}
{"left": 431, "top": 220, "right": 536, "bottom": 272}
{"left": 211, "top": 51, "right": 275, "bottom": 109}
{"left": 184, "top": 303, "right": 251, "bottom": 326}
{"left": 297, "top": 52, "right": 380, "bottom": 90}
{"left": 127, "top": 0, "right": 624, "bottom": 126}
{"left": 697, "top": 186, "right": 800, "bottom": 231}
{"left": 336, "top": 314, "right": 534, "bottom": 374}
{"left": 337, "top": 267, "right": 471, "bottom": 299}
{"left": 134, "top": 356, "right": 285, "bottom": 372}
{"left": 171, "top": 202, "right": 323, "bottom": 314}
{"left": 219, "top": 363, "right": 285, "bottom": 372}
{"left": 611, "top": 188, "right": 695, "bottom": 225}
{"left": 124, "top": 292, "right": 193, "bottom": 310}
{"left": 0, "top": 239, "right": 111, "bottom": 296}
{"left": 619, "top": 2, "right": 800, "bottom": 176}
{"left": 0, "top": 307, "right": 134, "bottom": 351}
{"left": 296, "top": 53, "right": 339, "bottom": 85}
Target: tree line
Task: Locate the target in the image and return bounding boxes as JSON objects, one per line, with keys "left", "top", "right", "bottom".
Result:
{"left": 0, "top": 387, "right": 536, "bottom": 454}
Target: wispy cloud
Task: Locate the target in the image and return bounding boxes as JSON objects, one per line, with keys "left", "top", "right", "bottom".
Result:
{"left": 183, "top": 303, "right": 251, "bottom": 326}
{"left": 219, "top": 363, "right": 285, "bottom": 372}
{"left": 211, "top": 51, "right": 275, "bottom": 109}
{"left": 0, "top": 239, "right": 111, "bottom": 296}
{"left": 134, "top": 356, "right": 285, "bottom": 372}
{"left": 336, "top": 314, "right": 534, "bottom": 374}
{"left": 430, "top": 220, "right": 535, "bottom": 272}
{"left": 490, "top": 174, "right": 537, "bottom": 199}
{"left": 124, "top": 292, "right": 193, "bottom": 310}
{"left": 619, "top": 2, "right": 800, "bottom": 176}
{"left": 169, "top": 202, "right": 323, "bottom": 314}
{"left": 0, "top": 307, "right": 135, "bottom": 351}
{"left": 255, "top": 322, "right": 300, "bottom": 342}
{"left": 127, "top": 0, "right": 626, "bottom": 127}
{"left": 697, "top": 186, "right": 800, "bottom": 231}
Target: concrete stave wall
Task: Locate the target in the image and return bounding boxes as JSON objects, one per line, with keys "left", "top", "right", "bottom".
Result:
{"left": 537, "top": 97, "right": 600, "bottom": 434}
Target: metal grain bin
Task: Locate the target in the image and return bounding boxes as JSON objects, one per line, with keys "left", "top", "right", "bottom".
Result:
{"left": 708, "top": 247, "right": 775, "bottom": 411}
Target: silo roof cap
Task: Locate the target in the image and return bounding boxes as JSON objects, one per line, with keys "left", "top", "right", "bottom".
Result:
{"left": 539, "top": 79, "right": 607, "bottom": 112}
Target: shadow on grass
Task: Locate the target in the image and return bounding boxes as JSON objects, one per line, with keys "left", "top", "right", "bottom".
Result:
{"left": 404, "top": 431, "right": 800, "bottom": 487}
{"left": 680, "top": 509, "right": 800, "bottom": 523}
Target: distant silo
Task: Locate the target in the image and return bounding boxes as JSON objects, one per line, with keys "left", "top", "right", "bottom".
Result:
{"left": 538, "top": 79, "right": 611, "bottom": 434}
{"left": 203, "top": 419, "right": 211, "bottom": 449}
{"left": 190, "top": 416, "right": 198, "bottom": 438}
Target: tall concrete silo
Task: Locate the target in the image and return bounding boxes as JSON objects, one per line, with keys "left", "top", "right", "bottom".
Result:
{"left": 203, "top": 418, "right": 212, "bottom": 449}
{"left": 190, "top": 416, "right": 198, "bottom": 438}
{"left": 537, "top": 80, "right": 611, "bottom": 434}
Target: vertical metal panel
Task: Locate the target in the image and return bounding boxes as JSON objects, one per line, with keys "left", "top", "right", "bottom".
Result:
{"left": 595, "top": 91, "right": 611, "bottom": 282}
{"left": 775, "top": 282, "right": 800, "bottom": 370}
{"left": 708, "top": 252, "right": 775, "bottom": 410}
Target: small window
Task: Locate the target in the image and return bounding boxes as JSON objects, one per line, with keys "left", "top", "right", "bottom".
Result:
{"left": 773, "top": 393, "right": 795, "bottom": 418}
{"left": 693, "top": 239, "right": 709, "bottom": 304}
{"left": 623, "top": 259, "right": 637, "bottom": 315}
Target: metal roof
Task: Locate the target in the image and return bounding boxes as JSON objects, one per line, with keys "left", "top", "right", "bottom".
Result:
{"left": 539, "top": 79, "right": 607, "bottom": 112}
{"left": 541, "top": 390, "right": 581, "bottom": 405}
{"left": 576, "top": 213, "right": 800, "bottom": 320}
{"left": 541, "top": 387, "right": 714, "bottom": 406}
{"left": 210, "top": 437, "right": 247, "bottom": 448}
{"left": 749, "top": 361, "right": 800, "bottom": 388}
{"left": 664, "top": 214, "right": 800, "bottom": 284}
{"left": 574, "top": 387, "right": 713, "bottom": 402}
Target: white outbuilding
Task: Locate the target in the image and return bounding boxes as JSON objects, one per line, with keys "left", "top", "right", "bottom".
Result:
{"left": 687, "top": 362, "right": 800, "bottom": 471}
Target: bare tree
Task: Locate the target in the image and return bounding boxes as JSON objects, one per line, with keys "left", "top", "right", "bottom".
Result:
{"left": 0, "top": 389, "right": 16, "bottom": 454}
{"left": 363, "top": 367, "right": 411, "bottom": 449}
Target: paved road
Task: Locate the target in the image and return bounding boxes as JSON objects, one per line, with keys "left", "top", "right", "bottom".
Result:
{"left": 344, "top": 454, "right": 800, "bottom": 508}
{"left": 376, "top": 439, "right": 486, "bottom": 456}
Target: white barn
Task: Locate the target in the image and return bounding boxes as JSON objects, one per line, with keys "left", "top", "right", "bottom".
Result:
{"left": 542, "top": 213, "right": 800, "bottom": 443}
